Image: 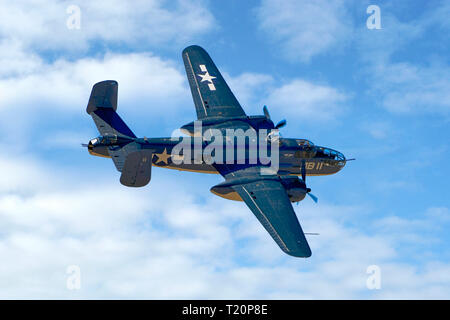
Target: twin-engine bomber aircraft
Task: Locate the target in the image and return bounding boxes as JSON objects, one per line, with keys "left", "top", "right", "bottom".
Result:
{"left": 85, "top": 45, "right": 349, "bottom": 257}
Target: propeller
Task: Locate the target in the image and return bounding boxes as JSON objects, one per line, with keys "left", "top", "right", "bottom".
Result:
{"left": 307, "top": 192, "right": 318, "bottom": 203}
{"left": 275, "top": 119, "right": 286, "bottom": 129}
{"left": 81, "top": 143, "right": 88, "bottom": 147}
{"left": 301, "top": 159, "right": 318, "bottom": 203}
{"left": 301, "top": 159, "right": 306, "bottom": 181}
{"left": 263, "top": 105, "right": 271, "bottom": 119}
{"left": 263, "top": 105, "right": 287, "bottom": 129}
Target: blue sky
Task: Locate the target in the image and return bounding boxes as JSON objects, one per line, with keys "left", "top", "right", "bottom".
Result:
{"left": 0, "top": 0, "right": 449, "bottom": 298}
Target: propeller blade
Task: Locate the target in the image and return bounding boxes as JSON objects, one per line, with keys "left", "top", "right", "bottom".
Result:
{"left": 81, "top": 143, "right": 88, "bottom": 147}
{"left": 301, "top": 160, "right": 306, "bottom": 182}
{"left": 307, "top": 192, "right": 318, "bottom": 203}
{"left": 263, "top": 105, "right": 271, "bottom": 120}
{"left": 275, "top": 119, "right": 286, "bottom": 129}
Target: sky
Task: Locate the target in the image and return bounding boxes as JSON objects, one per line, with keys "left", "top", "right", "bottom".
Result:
{"left": 0, "top": 0, "right": 449, "bottom": 299}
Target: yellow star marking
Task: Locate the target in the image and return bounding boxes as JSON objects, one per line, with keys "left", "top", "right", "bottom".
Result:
{"left": 154, "top": 148, "right": 170, "bottom": 164}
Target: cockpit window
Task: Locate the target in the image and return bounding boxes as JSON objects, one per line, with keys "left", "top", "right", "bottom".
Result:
{"left": 91, "top": 135, "right": 118, "bottom": 145}
{"left": 316, "top": 147, "right": 345, "bottom": 161}
{"left": 295, "top": 139, "right": 317, "bottom": 158}
{"left": 296, "top": 139, "right": 314, "bottom": 147}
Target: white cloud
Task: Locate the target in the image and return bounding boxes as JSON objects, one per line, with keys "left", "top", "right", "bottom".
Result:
{"left": 221, "top": 74, "right": 349, "bottom": 123}
{"left": 0, "top": 154, "right": 449, "bottom": 298}
{"left": 0, "top": 0, "right": 215, "bottom": 53}
{"left": 0, "top": 1, "right": 449, "bottom": 299}
{"left": 374, "top": 62, "right": 450, "bottom": 115}
{"left": 0, "top": 51, "right": 186, "bottom": 112}
{"left": 256, "top": 1, "right": 450, "bottom": 115}
{"left": 256, "top": 0, "right": 353, "bottom": 62}
{"left": 0, "top": 0, "right": 215, "bottom": 132}
{"left": 42, "top": 130, "right": 92, "bottom": 150}
{"left": 359, "top": 121, "right": 391, "bottom": 139}
{"left": 0, "top": 40, "right": 43, "bottom": 78}
{"left": 426, "top": 207, "right": 450, "bottom": 222}
{"left": 0, "top": 45, "right": 350, "bottom": 150}
{"left": 357, "top": 12, "right": 424, "bottom": 65}
{"left": 421, "top": 1, "right": 450, "bottom": 32}
{"left": 357, "top": 9, "right": 450, "bottom": 116}
{"left": 265, "top": 79, "right": 348, "bottom": 121}
{"left": 224, "top": 72, "right": 274, "bottom": 111}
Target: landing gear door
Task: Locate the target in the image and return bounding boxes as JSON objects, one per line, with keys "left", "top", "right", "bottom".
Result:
{"left": 120, "top": 150, "right": 153, "bottom": 187}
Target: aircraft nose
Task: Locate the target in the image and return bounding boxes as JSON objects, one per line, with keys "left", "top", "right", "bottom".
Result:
{"left": 86, "top": 141, "right": 95, "bottom": 155}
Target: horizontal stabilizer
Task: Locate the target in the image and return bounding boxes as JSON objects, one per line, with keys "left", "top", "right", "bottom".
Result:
{"left": 120, "top": 150, "right": 153, "bottom": 187}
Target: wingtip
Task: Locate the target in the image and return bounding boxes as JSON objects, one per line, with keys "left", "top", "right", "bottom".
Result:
{"left": 182, "top": 44, "right": 206, "bottom": 55}
{"left": 92, "top": 80, "right": 118, "bottom": 87}
{"left": 285, "top": 247, "right": 312, "bottom": 258}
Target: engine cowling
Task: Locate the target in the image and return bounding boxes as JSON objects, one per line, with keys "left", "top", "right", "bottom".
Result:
{"left": 88, "top": 142, "right": 111, "bottom": 158}
{"left": 280, "top": 176, "right": 308, "bottom": 203}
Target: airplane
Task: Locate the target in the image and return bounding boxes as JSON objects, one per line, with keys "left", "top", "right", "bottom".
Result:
{"left": 84, "top": 45, "right": 349, "bottom": 258}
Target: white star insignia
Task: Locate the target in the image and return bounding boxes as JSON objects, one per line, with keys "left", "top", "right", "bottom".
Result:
{"left": 197, "top": 64, "right": 216, "bottom": 91}
{"left": 197, "top": 72, "right": 216, "bottom": 83}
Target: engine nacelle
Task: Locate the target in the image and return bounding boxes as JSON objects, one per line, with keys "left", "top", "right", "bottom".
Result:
{"left": 210, "top": 175, "right": 308, "bottom": 203}
{"left": 280, "top": 176, "right": 308, "bottom": 203}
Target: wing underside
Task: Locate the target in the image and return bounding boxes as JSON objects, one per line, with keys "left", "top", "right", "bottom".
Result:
{"left": 232, "top": 179, "right": 311, "bottom": 257}
{"left": 215, "top": 165, "right": 311, "bottom": 257}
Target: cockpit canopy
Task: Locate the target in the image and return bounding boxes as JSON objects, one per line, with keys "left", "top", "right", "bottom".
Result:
{"left": 295, "top": 139, "right": 314, "bottom": 147}
{"left": 90, "top": 135, "right": 118, "bottom": 146}
{"left": 89, "top": 137, "right": 100, "bottom": 145}
{"left": 294, "top": 139, "right": 316, "bottom": 158}
{"left": 315, "top": 146, "right": 346, "bottom": 168}
{"left": 315, "top": 147, "right": 345, "bottom": 161}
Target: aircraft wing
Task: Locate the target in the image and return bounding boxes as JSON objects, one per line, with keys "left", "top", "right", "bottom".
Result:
{"left": 182, "top": 45, "right": 247, "bottom": 120}
{"left": 107, "top": 141, "right": 140, "bottom": 172}
{"left": 218, "top": 167, "right": 312, "bottom": 257}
